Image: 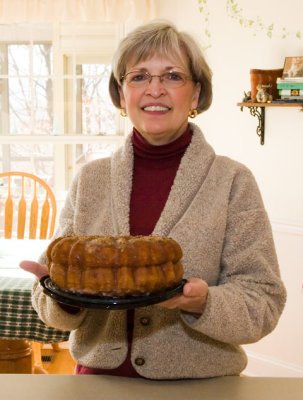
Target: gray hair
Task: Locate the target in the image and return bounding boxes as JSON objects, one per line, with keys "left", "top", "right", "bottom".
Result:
{"left": 109, "top": 20, "right": 212, "bottom": 114}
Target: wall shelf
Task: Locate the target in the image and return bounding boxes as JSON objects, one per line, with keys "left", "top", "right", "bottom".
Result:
{"left": 237, "top": 102, "right": 303, "bottom": 145}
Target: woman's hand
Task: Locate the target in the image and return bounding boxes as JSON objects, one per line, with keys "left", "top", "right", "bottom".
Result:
{"left": 19, "top": 260, "right": 48, "bottom": 280}
{"left": 159, "top": 277, "right": 208, "bottom": 315}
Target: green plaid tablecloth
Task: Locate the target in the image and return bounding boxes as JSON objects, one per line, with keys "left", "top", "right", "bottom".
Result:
{"left": 0, "top": 276, "right": 70, "bottom": 343}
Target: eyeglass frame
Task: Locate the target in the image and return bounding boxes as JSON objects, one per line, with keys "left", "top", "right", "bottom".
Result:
{"left": 120, "top": 70, "right": 193, "bottom": 88}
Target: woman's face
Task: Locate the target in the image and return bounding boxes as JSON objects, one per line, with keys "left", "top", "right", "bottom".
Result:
{"left": 119, "top": 54, "right": 201, "bottom": 145}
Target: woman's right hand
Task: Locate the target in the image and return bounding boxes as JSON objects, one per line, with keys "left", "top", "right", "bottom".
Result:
{"left": 20, "top": 260, "right": 82, "bottom": 314}
{"left": 19, "top": 260, "right": 49, "bottom": 280}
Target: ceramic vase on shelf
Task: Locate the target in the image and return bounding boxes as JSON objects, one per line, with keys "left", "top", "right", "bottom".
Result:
{"left": 250, "top": 68, "right": 283, "bottom": 101}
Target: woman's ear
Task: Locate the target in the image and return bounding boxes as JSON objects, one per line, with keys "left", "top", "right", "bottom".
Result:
{"left": 118, "top": 86, "right": 126, "bottom": 109}
{"left": 191, "top": 82, "right": 201, "bottom": 109}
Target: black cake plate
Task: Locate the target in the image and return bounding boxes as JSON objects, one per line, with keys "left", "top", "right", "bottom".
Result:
{"left": 40, "top": 276, "right": 187, "bottom": 310}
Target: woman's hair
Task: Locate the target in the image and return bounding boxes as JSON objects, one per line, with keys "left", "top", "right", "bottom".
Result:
{"left": 109, "top": 20, "right": 212, "bottom": 114}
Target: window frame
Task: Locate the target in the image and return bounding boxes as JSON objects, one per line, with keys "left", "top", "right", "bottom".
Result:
{"left": 0, "top": 21, "right": 127, "bottom": 196}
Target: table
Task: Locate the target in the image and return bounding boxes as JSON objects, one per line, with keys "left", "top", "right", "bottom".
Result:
{"left": 0, "top": 239, "right": 70, "bottom": 373}
{"left": 0, "top": 275, "right": 69, "bottom": 343}
{"left": 0, "top": 375, "right": 303, "bottom": 400}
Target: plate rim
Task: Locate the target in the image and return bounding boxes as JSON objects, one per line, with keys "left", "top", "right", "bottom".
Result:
{"left": 40, "top": 276, "right": 187, "bottom": 310}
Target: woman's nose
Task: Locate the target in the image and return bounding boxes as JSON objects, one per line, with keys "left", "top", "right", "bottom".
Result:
{"left": 145, "top": 76, "right": 166, "bottom": 96}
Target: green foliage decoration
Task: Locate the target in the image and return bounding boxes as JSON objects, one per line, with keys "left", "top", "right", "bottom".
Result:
{"left": 197, "top": 0, "right": 211, "bottom": 49}
{"left": 197, "top": 0, "right": 302, "bottom": 45}
{"left": 226, "top": 0, "right": 302, "bottom": 39}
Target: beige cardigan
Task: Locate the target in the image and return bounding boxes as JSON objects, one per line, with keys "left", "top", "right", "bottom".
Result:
{"left": 32, "top": 123, "right": 286, "bottom": 379}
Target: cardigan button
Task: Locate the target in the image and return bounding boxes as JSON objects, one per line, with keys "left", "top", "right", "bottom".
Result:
{"left": 140, "top": 317, "right": 150, "bottom": 326}
{"left": 135, "top": 357, "right": 145, "bottom": 366}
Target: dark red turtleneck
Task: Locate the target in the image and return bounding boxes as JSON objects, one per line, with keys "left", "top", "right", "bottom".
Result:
{"left": 130, "top": 125, "right": 193, "bottom": 236}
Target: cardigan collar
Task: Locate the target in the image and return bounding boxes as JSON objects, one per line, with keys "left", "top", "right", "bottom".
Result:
{"left": 110, "top": 122, "right": 216, "bottom": 236}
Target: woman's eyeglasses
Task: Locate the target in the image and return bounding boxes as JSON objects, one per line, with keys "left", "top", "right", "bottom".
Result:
{"left": 121, "top": 70, "right": 192, "bottom": 88}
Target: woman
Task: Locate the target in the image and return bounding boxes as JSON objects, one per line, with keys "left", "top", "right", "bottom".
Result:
{"left": 21, "top": 20, "right": 286, "bottom": 379}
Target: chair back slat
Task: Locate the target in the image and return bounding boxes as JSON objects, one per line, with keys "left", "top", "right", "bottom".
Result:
{"left": 29, "top": 189, "right": 38, "bottom": 239}
{"left": 17, "top": 177, "right": 27, "bottom": 239}
{"left": 39, "top": 195, "right": 50, "bottom": 239}
{"left": 4, "top": 177, "right": 13, "bottom": 239}
{"left": 0, "top": 171, "right": 57, "bottom": 240}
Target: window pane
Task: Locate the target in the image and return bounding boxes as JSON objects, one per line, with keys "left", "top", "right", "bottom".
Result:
{"left": 75, "top": 142, "right": 116, "bottom": 164}
{"left": 6, "top": 143, "right": 54, "bottom": 187}
{"left": 8, "top": 45, "right": 30, "bottom": 75}
{"left": 7, "top": 44, "right": 53, "bottom": 135}
{"left": 79, "top": 64, "right": 116, "bottom": 135}
{"left": 10, "top": 143, "right": 53, "bottom": 158}
{"left": 33, "top": 44, "right": 53, "bottom": 75}
{"left": 9, "top": 77, "right": 31, "bottom": 134}
{"left": 33, "top": 78, "right": 53, "bottom": 134}
{"left": 0, "top": 77, "right": 9, "bottom": 135}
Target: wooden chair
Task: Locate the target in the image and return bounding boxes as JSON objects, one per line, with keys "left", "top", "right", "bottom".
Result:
{"left": 0, "top": 171, "right": 59, "bottom": 373}
{"left": 0, "top": 171, "right": 56, "bottom": 239}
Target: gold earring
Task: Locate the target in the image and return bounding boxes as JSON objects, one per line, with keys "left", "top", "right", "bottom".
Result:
{"left": 120, "top": 108, "right": 127, "bottom": 117}
{"left": 188, "top": 109, "right": 198, "bottom": 119}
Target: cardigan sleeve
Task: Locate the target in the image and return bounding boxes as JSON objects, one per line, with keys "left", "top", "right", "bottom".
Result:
{"left": 181, "top": 166, "right": 287, "bottom": 345}
{"left": 32, "top": 172, "right": 88, "bottom": 331}
{"left": 31, "top": 279, "right": 87, "bottom": 331}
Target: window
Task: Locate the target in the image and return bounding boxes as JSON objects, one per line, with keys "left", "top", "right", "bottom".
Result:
{"left": 0, "top": 23, "right": 126, "bottom": 207}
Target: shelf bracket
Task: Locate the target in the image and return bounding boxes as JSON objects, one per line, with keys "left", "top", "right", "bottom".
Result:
{"left": 238, "top": 102, "right": 303, "bottom": 146}
{"left": 240, "top": 105, "right": 265, "bottom": 145}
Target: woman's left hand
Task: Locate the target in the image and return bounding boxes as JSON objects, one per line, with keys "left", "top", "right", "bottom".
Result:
{"left": 159, "top": 277, "right": 208, "bottom": 315}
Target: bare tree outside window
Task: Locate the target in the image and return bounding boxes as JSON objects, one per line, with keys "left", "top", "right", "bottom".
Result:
{"left": 75, "top": 63, "right": 117, "bottom": 167}
{"left": 0, "top": 43, "right": 54, "bottom": 183}
{"left": 8, "top": 44, "right": 53, "bottom": 135}
{"left": 80, "top": 63, "right": 115, "bottom": 135}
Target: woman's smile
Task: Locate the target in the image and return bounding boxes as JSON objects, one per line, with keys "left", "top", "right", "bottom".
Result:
{"left": 141, "top": 104, "right": 171, "bottom": 113}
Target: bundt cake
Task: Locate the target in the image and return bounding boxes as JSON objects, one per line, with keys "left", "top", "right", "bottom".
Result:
{"left": 46, "top": 235, "right": 184, "bottom": 296}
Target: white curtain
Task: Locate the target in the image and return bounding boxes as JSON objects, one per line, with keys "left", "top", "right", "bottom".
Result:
{"left": 0, "top": 0, "right": 156, "bottom": 23}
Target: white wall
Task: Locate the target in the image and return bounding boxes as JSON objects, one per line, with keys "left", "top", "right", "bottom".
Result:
{"left": 155, "top": 0, "right": 303, "bottom": 376}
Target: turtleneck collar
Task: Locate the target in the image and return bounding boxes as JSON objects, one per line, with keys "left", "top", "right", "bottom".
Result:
{"left": 131, "top": 125, "right": 193, "bottom": 160}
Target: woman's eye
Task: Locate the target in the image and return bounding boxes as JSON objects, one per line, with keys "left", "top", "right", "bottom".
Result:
{"left": 131, "top": 73, "right": 148, "bottom": 82}
{"left": 166, "top": 72, "right": 183, "bottom": 81}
